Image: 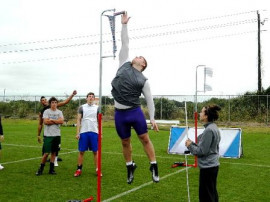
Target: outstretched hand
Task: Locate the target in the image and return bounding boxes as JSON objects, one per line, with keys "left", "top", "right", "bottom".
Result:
{"left": 121, "top": 12, "right": 130, "bottom": 24}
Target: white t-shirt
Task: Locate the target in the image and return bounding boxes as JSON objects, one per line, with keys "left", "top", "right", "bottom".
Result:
{"left": 78, "top": 103, "right": 99, "bottom": 134}
{"left": 43, "top": 108, "right": 63, "bottom": 137}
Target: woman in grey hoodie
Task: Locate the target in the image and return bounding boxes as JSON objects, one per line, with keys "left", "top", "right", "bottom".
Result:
{"left": 186, "top": 105, "right": 221, "bottom": 202}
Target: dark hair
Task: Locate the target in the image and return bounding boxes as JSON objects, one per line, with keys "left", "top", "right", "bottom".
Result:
{"left": 142, "top": 57, "right": 147, "bottom": 72}
{"left": 40, "top": 96, "right": 45, "bottom": 101}
{"left": 48, "top": 97, "right": 58, "bottom": 105}
{"left": 204, "top": 105, "right": 221, "bottom": 122}
{"left": 86, "top": 92, "right": 95, "bottom": 98}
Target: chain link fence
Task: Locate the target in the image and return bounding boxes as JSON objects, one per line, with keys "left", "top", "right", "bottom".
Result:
{"left": 0, "top": 94, "right": 269, "bottom": 125}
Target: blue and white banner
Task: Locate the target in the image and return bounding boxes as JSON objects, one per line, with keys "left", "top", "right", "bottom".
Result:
{"left": 168, "top": 126, "right": 242, "bottom": 158}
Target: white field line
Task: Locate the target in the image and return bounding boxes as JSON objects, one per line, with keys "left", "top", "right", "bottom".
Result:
{"left": 103, "top": 151, "right": 182, "bottom": 159}
{"left": 1, "top": 150, "right": 77, "bottom": 165}
{"left": 103, "top": 152, "right": 270, "bottom": 168}
{"left": 3, "top": 143, "right": 42, "bottom": 148}
{"left": 2, "top": 144, "right": 270, "bottom": 169}
{"left": 2, "top": 144, "right": 270, "bottom": 201}
{"left": 103, "top": 167, "right": 189, "bottom": 202}
{"left": 2, "top": 143, "right": 75, "bottom": 151}
{"left": 2, "top": 143, "right": 182, "bottom": 159}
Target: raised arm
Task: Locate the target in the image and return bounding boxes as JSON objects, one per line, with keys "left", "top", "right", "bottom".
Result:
{"left": 37, "top": 112, "right": 43, "bottom": 143}
{"left": 119, "top": 12, "right": 131, "bottom": 67}
{"left": 57, "top": 90, "right": 77, "bottom": 107}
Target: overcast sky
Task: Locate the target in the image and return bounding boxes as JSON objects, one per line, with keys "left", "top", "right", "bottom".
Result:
{"left": 0, "top": 0, "right": 269, "bottom": 97}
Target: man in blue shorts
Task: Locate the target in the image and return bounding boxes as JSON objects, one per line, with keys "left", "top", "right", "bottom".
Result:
{"left": 111, "top": 12, "right": 159, "bottom": 184}
{"left": 74, "top": 92, "right": 101, "bottom": 177}
{"left": 36, "top": 97, "right": 64, "bottom": 175}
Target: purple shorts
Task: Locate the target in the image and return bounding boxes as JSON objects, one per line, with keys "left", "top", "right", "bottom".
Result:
{"left": 114, "top": 107, "right": 148, "bottom": 139}
{"left": 78, "top": 132, "right": 98, "bottom": 152}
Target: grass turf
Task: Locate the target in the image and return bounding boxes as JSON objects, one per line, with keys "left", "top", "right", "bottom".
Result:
{"left": 0, "top": 119, "right": 269, "bottom": 202}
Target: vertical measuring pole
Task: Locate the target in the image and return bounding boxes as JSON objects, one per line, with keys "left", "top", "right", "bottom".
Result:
{"left": 97, "top": 113, "right": 102, "bottom": 202}
{"left": 96, "top": 9, "right": 117, "bottom": 202}
{"left": 194, "top": 111, "right": 198, "bottom": 168}
{"left": 194, "top": 65, "right": 205, "bottom": 167}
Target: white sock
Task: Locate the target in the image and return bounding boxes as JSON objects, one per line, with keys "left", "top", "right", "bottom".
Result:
{"left": 150, "top": 161, "right": 157, "bottom": 164}
{"left": 126, "top": 161, "right": 133, "bottom": 166}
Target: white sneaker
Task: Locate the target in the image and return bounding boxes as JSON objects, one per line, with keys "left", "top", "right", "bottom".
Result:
{"left": 0, "top": 164, "right": 4, "bottom": 170}
{"left": 54, "top": 157, "right": 58, "bottom": 167}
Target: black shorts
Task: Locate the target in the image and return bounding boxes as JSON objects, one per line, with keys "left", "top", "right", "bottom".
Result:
{"left": 43, "top": 136, "right": 61, "bottom": 153}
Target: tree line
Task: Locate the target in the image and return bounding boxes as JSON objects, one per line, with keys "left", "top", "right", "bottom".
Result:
{"left": 0, "top": 87, "right": 269, "bottom": 124}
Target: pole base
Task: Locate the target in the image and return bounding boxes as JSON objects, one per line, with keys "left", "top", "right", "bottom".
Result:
{"left": 84, "top": 196, "right": 94, "bottom": 202}
{"left": 171, "top": 162, "right": 184, "bottom": 168}
{"left": 172, "top": 162, "right": 196, "bottom": 168}
{"left": 67, "top": 196, "right": 94, "bottom": 202}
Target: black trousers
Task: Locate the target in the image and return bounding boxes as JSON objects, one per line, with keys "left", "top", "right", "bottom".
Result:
{"left": 199, "top": 166, "right": 219, "bottom": 202}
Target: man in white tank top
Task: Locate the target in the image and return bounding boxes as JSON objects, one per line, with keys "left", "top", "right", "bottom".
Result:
{"left": 74, "top": 92, "right": 101, "bottom": 177}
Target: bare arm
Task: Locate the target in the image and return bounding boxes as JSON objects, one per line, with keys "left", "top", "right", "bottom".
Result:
{"left": 119, "top": 13, "right": 130, "bottom": 67}
{"left": 57, "top": 90, "right": 77, "bottom": 107}
{"left": 43, "top": 117, "right": 64, "bottom": 125}
{"left": 76, "top": 113, "right": 82, "bottom": 140}
{"left": 52, "top": 117, "right": 64, "bottom": 125}
{"left": 43, "top": 118, "right": 53, "bottom": 125}
{"left": 37, "top": 112, "right": 43, "bottom": 143}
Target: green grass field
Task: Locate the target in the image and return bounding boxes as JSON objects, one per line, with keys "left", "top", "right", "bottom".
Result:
{"left": 0, "top": 119, "right": 269, "bottom": 202}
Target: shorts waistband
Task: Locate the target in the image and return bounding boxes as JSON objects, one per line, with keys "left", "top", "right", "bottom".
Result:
{"left": 115, "top": 106, "right": 139, "bottom": 111}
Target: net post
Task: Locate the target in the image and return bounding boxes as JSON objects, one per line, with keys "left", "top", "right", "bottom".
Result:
{"left": 194, "top": 111, "right": 198, "bottom": 168}
{"left": 97, "top": 113, "right": 102, "bottom": 202}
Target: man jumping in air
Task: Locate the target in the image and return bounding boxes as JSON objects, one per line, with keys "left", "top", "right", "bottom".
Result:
{"left": 111, "top": 12, "right": 159, "bottom": 184}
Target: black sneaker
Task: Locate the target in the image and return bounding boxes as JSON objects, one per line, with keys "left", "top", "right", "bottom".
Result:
{"left": 150, "top": 163, "right": 160, "bottom": 183}
{"left": 126, "top": 162, "right": 137, "bottom": 184}
{"left": 36, "top": 168, "right": 43, "bottom": 176}
{"left": 57, "top": 157, "right": 63, "bottom": 161}
{"left": 49, "top": 170, "right": 57, "bottom": 175}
